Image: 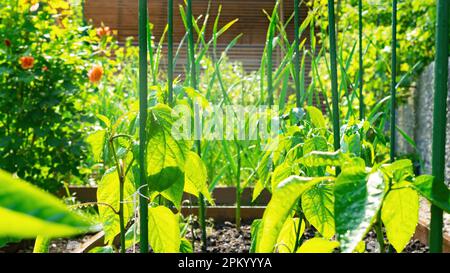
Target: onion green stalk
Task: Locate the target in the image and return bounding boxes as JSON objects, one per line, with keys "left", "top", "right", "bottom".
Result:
{"left": 138, "top": 0, "right": 149, "bottom": 253}
{"left": 186, "top": 0, "right": 208, "bottom": 252}
{"left": 430, "top": 0, "right": 449, "bottom": 253}
{"left": 168, "top": 0, "right": 174, "bottom": 106}
{"left": 294, "top": 0, "right": 301, "bottom": 107}
{"left": 358, "top": 0, "right": 364, "bottom": 120}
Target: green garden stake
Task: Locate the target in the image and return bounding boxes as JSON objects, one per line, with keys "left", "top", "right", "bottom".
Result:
{"left": 138, "top": 0, "right": 149, "bottom": 253}
{"left": 390, "top": 0, "right": 397, "bottom": 163}
{"left": 168, "top": 0, "right": 174, "bottom": 106}
{"left": 327, "top": 0, "right": 340, "bottom": 152}
{"left": 430, "top": 0, "right": 449, "bottom": 253}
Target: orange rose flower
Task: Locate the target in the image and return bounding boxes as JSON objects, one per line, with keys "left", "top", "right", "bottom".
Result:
{"left": 88, "top": 65, "right": 104, "bottom": 83}
{"left": 20, "top": 56, "right": 35, "bottom": 70}
{"left": 96, "top": 26, "right": 111, "bottom": 38}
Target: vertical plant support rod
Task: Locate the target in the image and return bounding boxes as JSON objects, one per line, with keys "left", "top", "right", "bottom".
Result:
{"left": 327, "top": 0, "right": 340, "bottom": 152}
{"left": 389, "top": 0, "right": 397, "bottom": 163}
{"left": 358, "top": 0, "right": 364, "bottom": 120}
{"left": 186, "top": 0, "right": 207, "bottom": 252}
{"left": 294, "top": 0, "right": 301, "bottom": 108}
{"left": 430, "top": 0, "right": 449, "bottom": 253}
{"left": 168, "top": 0, "right": 174, "bottom": 106}
{"left": 138, "top": 0, "right": 149, "bottom": 253}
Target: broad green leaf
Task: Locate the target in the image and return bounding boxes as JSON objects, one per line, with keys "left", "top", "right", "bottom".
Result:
{"left": 302, "top": 183, "right": 335, "bottom": 239}
{"left": 276, "top": 217, "right": 305, "bottom": 253}
{"left": 97, "top": 167, "right": 135, "bottom": 245}
{"left": 256, "top": 176, "right": 329, "bottom": 253}
{"left": 160, "top": 177, "right": 185, "bottom": 210}
{"left": 382, "top": 159, "right": 414, "bottom": 182}
{"left": 303, "top": 136, "right": 328, "bottom": 155}
{"left": 96, "top": 114, "right": 111, "bottom": 128}
{"left": 298, "top": 151, "right": 348, "bottom": 168}
{"left": 180, "top": 238, "right": 193, "bottom": 253}
{"left": 354, "top": 241, "right": 366, "bottom": 253}
{"left": 124, "top": 222, "right": 139, "bottom": 250}
{"left": 297, "top": 238, "right": 339, "bottom": 253}
{"left": 89, "top": 246, "right": 114, "bottom": 253}
{"left": 0, "top": 170, "right": 92, "bottom": 238}
{"left": 334, "top": 168, "right": 385, "bottom": 253}
{"left": 413, "top": 175, "right": 450, "bottom": 213}
{"left": 381, "top": 183, "right": 419, "bottom": 252}
{"left": 86, "top": 129, "right": 106, "bottom": 162}
{"left": 271, "top": 162, "right": 292, "bottom": 192}
{"left": 252, "top": 180, "right": 266, "bottom": 202}
{"left": 342, "top": 133, "right": 361, "bottom": 156}
{"left": 147, "top": 104, "right": 191, "bottom": 192}
{"left": 148, "top": 206, "right": 181, "bottom": 253}
{"left": 305, "top": 106, "right": 326, "bottom": 128}
{"left": 250, "top": 219, "right": 262, "bottom": 253}
{"left": 33, "top": 236, "right": 50, "bottom": 253}
{"left": 184, "top": 152, "right": 214, "bottom": 204}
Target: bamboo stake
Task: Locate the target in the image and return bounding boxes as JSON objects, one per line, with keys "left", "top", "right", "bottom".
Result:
{"left": 430, "top": 0, "right": 449, "bottom": 253}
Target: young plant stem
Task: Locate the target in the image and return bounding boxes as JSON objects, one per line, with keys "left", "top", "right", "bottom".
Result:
{"left": 186, "top": 0, "right": 207, "bottom": 252}
{"left": 109, "top": 139, "right": 126, "bottom": 253}
{"left": 430, "top": 0, "right": 449, "bottom": 253}
{"left": 138, "top": 0, "right": 149, "bottom": 253}
{"left": 236, "top": 144, "right": 241, "bottom": 231}
{"left": 389, "top": 0, "right": 397, "bottom": 163}
{"left": 358, "top": 0, "right": 364, "bottom": 120}
{"left": 375, "top": 211, "right": 385, "bottom": 253}
{"left": 327, "top": 0, "right": 341, "bottom": 157}
{"left": 293, "top": 201, "right": 304, "bottom": 252}
{"left": 293, "top": 0, "right": 301, "bottom": 107}
{"left": 167, "top": 0, "right": 174, "bottom": 106}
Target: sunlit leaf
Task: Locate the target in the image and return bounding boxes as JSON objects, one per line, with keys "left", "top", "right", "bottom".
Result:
{"left": 148, "top": 206, "right": 181, "bottom": 253}
{"left": 0, "top": 170, "right": 93, "bottom": 238}
{"left": 381, "top": 182, "right": 419, "bottom": 252}
{"left": 256, "top": 176, "right": 330, "bottom": 253}
{"left": 97, "top": 167, "right": 135, "bottom": 245}
{"left": 334, "top": 168, "right": 385, "bottom": 253}
{"left": 413, "top": 175, "right": 450, "bottom": 213}
{"left": 302, "top": 182, "right": 335, "bottom": 239}
{"left": 297, "top": 238, "right": 339, "bottom": 253}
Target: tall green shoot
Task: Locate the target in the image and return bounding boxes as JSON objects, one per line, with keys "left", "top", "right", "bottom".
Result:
{"left": 185, "top": 0, "right": 208, "bottom": 252}
{"left": 358, "top": 0, "right": 364, "bottom": 120}
{"left": 168, "top": 0, "right": 174, "bottom": 106}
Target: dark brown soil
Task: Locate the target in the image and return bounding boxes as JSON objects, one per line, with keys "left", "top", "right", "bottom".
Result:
{"left": 2, "top": 221, "right": 428, "bottom": 253}
{"left": 183, "top": 219, "right": 428, "bottom": 253}
{"left": 0, "top": 235, "right": 93, "bottom": 253}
